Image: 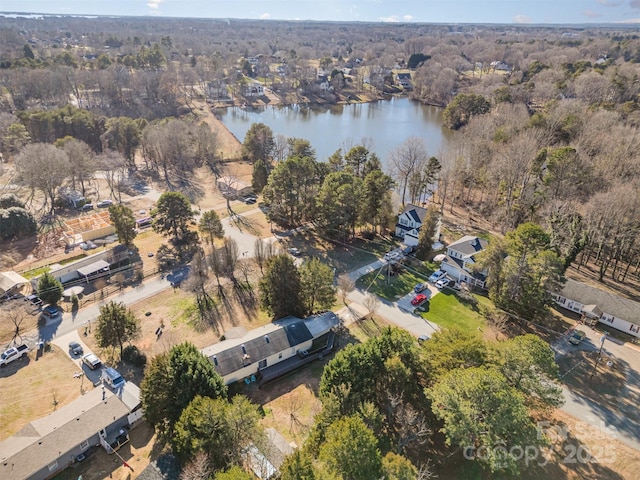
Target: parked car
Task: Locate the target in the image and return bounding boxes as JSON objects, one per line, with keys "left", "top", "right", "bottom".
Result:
{"left": 411, "top": 293, "right": 428, "bottom": 306}
{"left": 42, "top": 305, "right": 59, "bottom": 317}
{"left": 82, "top": 353, "right": 102, "bottom": 370}
{"left": 384, "top": 251, "right": 401, "bottom": 262}
{"left": 288, "top": 247, "right": 301, "bottom": 256}
{"left": 101, "top": 367, "right": 125, "bottom": 389}
{"left": 68, "top": 341, "right": 84, "bottom": 356}
{"left": 568, "top": 330, "right": 587, "bottom": 345}
{"left": 96, "top": 199, "right": 113, "bottom": 208}
{"left": 402, "top": 245, "right": 415, "bottom": 256}
{"left": 417, "top": 335, "right": 429, "bottom": 343}
{"left": 428, "top": 269, "right": 447, "bottom": 283}
{"left": 413, "top": 283, "right": 428, "bottom": 293}
{"left": 0, "top": 344, "right": 29, "bottom": 367}
{"left": 25, "top": 294, "right": 43, "bottom": 307}
{"left": 79, "top": 203, "right": 94, "bottom": 211}
{"left": 435, "top": 278, "right": 455, "bottom": 290}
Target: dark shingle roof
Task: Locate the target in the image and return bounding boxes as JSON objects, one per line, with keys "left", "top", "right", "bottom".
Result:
{"left": 560, "top": 279, "right": 640, "bottom": 326}
{"left": 447, "top": 235, "right": 488, "bottom": 257}
{"left": 400, "top": 204, "right": 427, "bottom": 224}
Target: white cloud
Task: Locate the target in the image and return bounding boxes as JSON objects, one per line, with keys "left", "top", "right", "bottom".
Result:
{"left": 583, "top": 10, "right": 601, "bottom": 18}
{"left": 147, "top": 0, "right": 163, "bottom": 9}
{"left": 260, "top": 13, "right": 271, "bottom": 19}
{"left": 616, "top": 17, "right": 640, "bottom": 22}
{"left": 379, "top": 14, "right": 412, "bottom": 23}
{"left": 597, "top": 0, "right": 622, "bottom": 6}
{"left": 513, "top": 14, "right": 531, "bottom": 23}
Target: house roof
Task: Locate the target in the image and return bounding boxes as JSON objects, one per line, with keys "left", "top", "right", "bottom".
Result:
{"left": 559, "top": 279, "right": 640, "bottom": 326}
{"left": 399, "top": 204, "right": 427, "bottom": 224}
{"left": 201, "top": 320, "right": 312, "bottom": 378}
{"left": 442, "top": 255, "right": 486, "bottom": 283}
{"left": 447, "top": 235, "right": 488, "bottom": 257}
{"left": 0, "top": 387, "right": 132, "bottom": 480}
{"left": 0, "top": 271, "right": 29, "bottom": 294}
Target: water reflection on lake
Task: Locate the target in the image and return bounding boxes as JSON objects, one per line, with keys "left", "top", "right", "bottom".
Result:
{"left": 216, "top": 97, "right": 451, "bottom": 165}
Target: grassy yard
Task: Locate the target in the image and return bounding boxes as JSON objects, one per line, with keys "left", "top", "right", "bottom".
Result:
{"left": 0, "top": 346, "right": 93, "bottom": 441}
{"left": 420, "top": 290, "right": 492, "bottom": 332}
{"left": 356, "top": 268, "right": 428, "bottom": 301}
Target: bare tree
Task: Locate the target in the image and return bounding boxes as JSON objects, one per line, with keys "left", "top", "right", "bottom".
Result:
{"left": 363, "top": 293, "right": 380, "bottom": 319}
{"left": 389, "top": 137, "right": 430, "bottom": 206}
{"left": 61, "top": 138, "right": 97, "bottom": 196}
{"left": 337, "top": 274, "right": 355, "bottom": 304}
{"left": 1, "top": 303, "right": 29, "bottom": 343}
{"left": 179, "top": 451, "right": 212, "bottom": 480}
{"left": 388, "top": 393, "right": 431, "bottom": 455}
{"left": 98, "top": 149, "right": 128, "bottom": 202}
{"left": 15, "top": 143, "right": 70, "bottom": 214}
{"left": 183, "top": 248, "right": 214, "bottom": 320}
{"left": 219, "top": 237, "right": 240, "bottom": 287}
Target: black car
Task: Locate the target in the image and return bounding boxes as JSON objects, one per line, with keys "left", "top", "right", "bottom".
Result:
{"left": 69, "top": 341, "right": 84, "bottom": 356}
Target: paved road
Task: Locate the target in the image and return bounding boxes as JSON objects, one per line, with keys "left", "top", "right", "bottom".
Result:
{"left": 552, "top": 323, "right": 640, "bottom": 451}
{"left": 21, "top": 276, "right": 173, "bottom": 346}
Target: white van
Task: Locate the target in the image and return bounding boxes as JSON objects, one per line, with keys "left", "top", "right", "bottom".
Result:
{"left": 101, "top": 367, "right": 125, "bottom": 389}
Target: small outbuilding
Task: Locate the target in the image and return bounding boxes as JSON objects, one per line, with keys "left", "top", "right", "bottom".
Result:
{"left": 0, "top": 271, "right": 29, "bottom": 296}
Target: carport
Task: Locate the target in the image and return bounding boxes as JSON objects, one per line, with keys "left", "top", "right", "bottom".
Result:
{"left": 76, "top": 260, "right": 110, "bottom": 283}
{"left": 0, "top": 271, "right": 29, "bottom": 296}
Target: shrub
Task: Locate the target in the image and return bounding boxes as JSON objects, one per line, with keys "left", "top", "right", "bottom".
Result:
{"left": 122, "top": 345, "right": 147, "bottom": 367}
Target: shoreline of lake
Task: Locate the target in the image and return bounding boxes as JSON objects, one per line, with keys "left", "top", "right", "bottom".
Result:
{"left": 215, "top": 97, "right": 450, "bottom": 164}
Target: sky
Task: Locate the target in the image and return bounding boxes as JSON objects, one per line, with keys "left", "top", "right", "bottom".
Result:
{"left": 3, "top": 0, "right": 640, "bottom": 24}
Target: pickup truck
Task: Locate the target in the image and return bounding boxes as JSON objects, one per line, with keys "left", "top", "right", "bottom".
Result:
{"left": 0, "top": 344, "right": 29, "bottom": 367}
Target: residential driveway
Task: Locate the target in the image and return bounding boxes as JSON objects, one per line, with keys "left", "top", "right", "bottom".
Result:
{"left": 553, "top": 324, "right": 640, "bottom": 451}
{"left": 347, "top": 289, "right": 440, "bottom": 340}
{"left": 51, "top": 331, "right": 103, "bottom": 386}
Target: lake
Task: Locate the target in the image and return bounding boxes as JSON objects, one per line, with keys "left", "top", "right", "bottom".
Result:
{"left": 216, "top": 97, "right": 450, "bottom": 166}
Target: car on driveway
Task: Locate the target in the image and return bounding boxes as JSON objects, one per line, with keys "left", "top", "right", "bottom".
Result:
{"left": 96, "top": 199, "right": 113, "bottom": 208}
{"left": 568, "top": 330, "right": 587, "bottom": 345}
{"left": 411, "top": 293, "right": 428, "bottom": 306}
{"left": 428, "top": 269, "right": 447, "bottom": 283}
{"left": 288, "top": 247, "right": 301, "bottom": 256}
{"left": 435, "top": 278, "right": 455, "bottom": 290}
{"left": 82, "top": 353, "right": 101, "bottom": 370}
{"left": 69, "top": 341, "right": 84, "bottom": 356}
{"left": 414, "top": 283, "right": 428, "bottom": 293}
{"left": 25, "top": 294, "right": 43, "bottom": 307}
{"left": 42, "top": 305, "right": 59, "bottom": 318}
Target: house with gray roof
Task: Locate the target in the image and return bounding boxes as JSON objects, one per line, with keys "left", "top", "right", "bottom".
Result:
{"left": 440, "top": 235, "right": 489, "bottom": 288}
{"left": 0, "top": 383, "right": 142, "bottom": 480}
{"left": 201, "top": 312, "right": 338, "bottom": 385}
{"left": 553, "top": 279, "right": 640, "bottom": 338}
{"left": 395, "top": 204, "right": 428, "bottom": 246}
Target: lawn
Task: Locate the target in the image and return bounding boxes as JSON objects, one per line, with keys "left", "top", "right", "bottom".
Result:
{"left": 0, "top": 345, "right": 93, "bottom": 441}
{"left": 420, "top": 290, "right": 492, "bottom": 332}
{"left": 356, "top": 268, "right": 427, "bottom": 301}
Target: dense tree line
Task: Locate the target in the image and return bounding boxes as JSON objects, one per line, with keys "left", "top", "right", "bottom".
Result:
{"left": 281, "top": 327, "right": 562, "bottom": 477}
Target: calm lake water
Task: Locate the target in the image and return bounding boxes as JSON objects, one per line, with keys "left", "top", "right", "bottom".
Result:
{"left": 216, "top": 97, "right": 450, "bottom": 166}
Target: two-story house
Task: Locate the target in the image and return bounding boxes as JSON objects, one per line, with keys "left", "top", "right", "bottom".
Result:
{"left": 440, "top": 235, "right": 488, "bottom": 288}
{"left": 395, "top": 204, "right": 428, "bottom": 246}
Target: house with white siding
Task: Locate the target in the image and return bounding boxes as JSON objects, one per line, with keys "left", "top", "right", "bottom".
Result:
{"left": 201, "top": 313, "right": 338, "bottom": 385}
{"left": 553, "top": 279, "right": 640, "bottom": 338}
{"left": 439, "top": 235, "right": 488, "bottom": 288}
{"left": 0, "top": 383, "right": 142, "bottom": 480}
{"left": 395, "top": 204, "right": 427, "bottom": 246}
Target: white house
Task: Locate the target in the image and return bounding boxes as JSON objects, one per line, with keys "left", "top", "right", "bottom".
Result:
{"left": 0, "top": 383, "right": 141, "bottom": 480}
{"left": 440, "top": 235, "right": 488, "bottom": 288}
{"left": 201, "top": 313, "right": 338, "bottom": 385}
{"left": 553, "top": 279, "right": 640, "bottom": 339}
{"left": 245, "top": 84, "right": 264, "bottom": 97}
{"left": 395, "top": 204, "right": 428, "bottom": 246}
